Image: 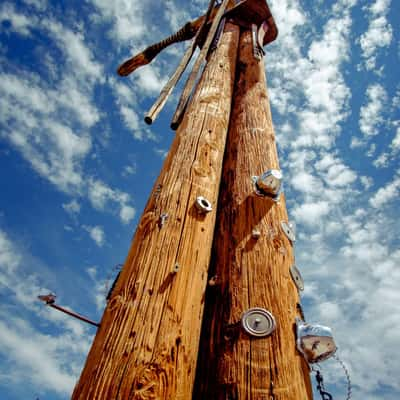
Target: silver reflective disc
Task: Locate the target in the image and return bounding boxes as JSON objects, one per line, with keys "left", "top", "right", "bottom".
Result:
{"left": 281, "top": 221, "right": 296, "bottom": 243}
{"left": 195, "top": 196, "right": 212, "bottom": 213}
{"left": 241, "top": 308, "right": 276, "bottom": 338}
{"left": 290, "top": 265, "right": 304, "bottom": 291}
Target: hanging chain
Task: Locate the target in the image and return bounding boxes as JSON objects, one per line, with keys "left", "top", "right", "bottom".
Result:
{"left": 312, "top": 355, "right": 352, "bottom": 400}
{"left": 333, "top": 354, "right": 352, "bottom": 400}
{"left": 314, "top": 369, "right": 333, "bottom": 400}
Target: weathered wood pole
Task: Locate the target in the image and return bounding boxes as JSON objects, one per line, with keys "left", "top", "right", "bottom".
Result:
{"left": 193, "top": 29, "right": 313, "bottom": 399}
{"left": 71, "top": 23, "right": 240, "bottom": 400}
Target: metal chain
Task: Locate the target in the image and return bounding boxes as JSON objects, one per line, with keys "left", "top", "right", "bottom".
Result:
{"left": 312, "top": 356, "right": 352, "bottom": 400}
{"left": 314, "top": 369, "right": 333, "bottom": 400}
{"left": 333, "top": 354, "right": 352, "bottom": 400}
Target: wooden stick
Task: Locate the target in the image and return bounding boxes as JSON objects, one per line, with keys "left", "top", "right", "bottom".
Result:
{"left": 144, "top": 0, "right": 217, "bottom": 125}
{"left": 170, "top": 0, "right": 232, "bottom": 130}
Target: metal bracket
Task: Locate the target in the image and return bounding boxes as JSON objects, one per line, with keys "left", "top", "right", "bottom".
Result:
{"left": 209, "top": 17, "right": 226, "bottom": 53}
{"left": 290, "top": 265, "right": 304, "bottom": 291}
{"left": 280, "top": 221, "right": 296, "bottom": 243}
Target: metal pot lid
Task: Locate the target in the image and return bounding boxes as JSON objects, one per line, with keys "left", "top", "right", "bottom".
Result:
{"left": 290, "top": 265, "right": 304, "bottom": 291}
{"left": 241, "top": 307, "right": 276, "bottom": 338}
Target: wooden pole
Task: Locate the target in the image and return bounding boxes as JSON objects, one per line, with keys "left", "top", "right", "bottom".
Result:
{"left": 72, "top": 23, "right": 240, "bottom": 400}
{"left": 193, "top": 30, "right": 313, "bottom": 399}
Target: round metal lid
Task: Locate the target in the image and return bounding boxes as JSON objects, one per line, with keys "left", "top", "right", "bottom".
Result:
{"left": 241, "top": 307, "right": 276, "bottom": 338}
{"left": 290, "top": 265, "right": 304, "bottom": 291}
{"left": 280, "top": 221, "right": 296, "bottom": 243}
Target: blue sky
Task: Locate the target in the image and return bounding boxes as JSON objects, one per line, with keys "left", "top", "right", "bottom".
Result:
{"left": 0, "top": 0, "right": 399, "bottom": 399}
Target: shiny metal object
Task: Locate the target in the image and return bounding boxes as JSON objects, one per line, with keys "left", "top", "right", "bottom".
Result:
{"left": 280, "top": 221, "right": 296, "bottom": 243}
{"left": 251, "top": 228, "right": 261, "bottom": 239}
{"left": 296, "top": 318, "right": 337, "bottom": 363}
{"left": 290, "top": 265, "right": 304, "bottom": 291}
{"left": 255, "top": 169, "right": 282, "bottom": 197}
{"left": 241, "top": 307, "right": 276, "bottom": 338}
{"left": 195, "top": 196, "right": 212, "bottom": 213}
{"left": 251, "top": 23, "right": 265, "bottom": 60}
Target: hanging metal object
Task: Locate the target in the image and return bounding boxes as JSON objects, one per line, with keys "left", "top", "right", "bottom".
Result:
{"left": 253, "top": 169, "right": 282, "bottom": 201}
{"left": 296, "top": 318, "right": 337, "bottom": 363}
{"left": 280, "top": 221, "right": 296, "bottom": 243}
{"left": 195, "top": 196, "right": 213, "bottom": 213}
{"left": 241, "top": 307, "right": 276, "bottom": 338}
{"left": 290, "top": 265, "right": 304, "bottom": 291}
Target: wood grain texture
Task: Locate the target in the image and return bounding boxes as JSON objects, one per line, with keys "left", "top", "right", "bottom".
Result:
{"left": 193, "top": 30, "right": 313, "bottom": 400}
{"left": 71, "top": 23, "right": 240, "bottom": 400}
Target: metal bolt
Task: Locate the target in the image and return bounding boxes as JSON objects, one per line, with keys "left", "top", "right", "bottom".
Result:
{"left": 253, "top": 170, "right": 282, "bottom": 201}
{"left": 158, "top": 213, "right": 168, "bottom": 228}
{"left": 173, "top": 263, "right": 180, "bottom": 273}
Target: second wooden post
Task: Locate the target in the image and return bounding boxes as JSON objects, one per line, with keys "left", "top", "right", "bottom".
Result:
{"left": 194, "top": 29, "right": 313, "bottom": 399}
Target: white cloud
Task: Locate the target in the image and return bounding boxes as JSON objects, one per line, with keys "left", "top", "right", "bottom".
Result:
{"left": 390, "top": 127, "right": 400, "bottom": 152}
{"left": 84, "top": 225, "right": 105, "bottom": 247}
{"left": 154, "top": 148, "right": 168, "bottom": 159}
{"left": 120, "top": 205, "right": 136, "bottom": 224}
{"left": 268, "top": 0, "right": 354, "bottom": 150}
{"left": 62, "top": 199, "right": 81, "bottom": 215}
{"left": 109, "top": 77, "right": 158, "bottom": 141}
{"left": 370, "top": 175, "right": 400, "bottom": 208}
{"left": 86, "top": 266, "right": 107, "bottom": 313}
{"left": 46, "top": 20, "right": 103, "bottom": 82}
{"left": 0, "top": 3, "right": 37, "bottom": 36}
{"left": 0, "top": 231, "right": 21, "bottom": 275}
{"left": 122, "top": 164, "right": 137, "bottom": 177}
{"left": 292, "top": 201, "right": 330, "bottom": 226}
{"left": 359, "top": 0, "right": 393, "bottom": 70}
{"left": 359, "top": 83, "right": 387, "bottom": 137}
{"left": 0, "top": 12, "right": 138, "bottom": 225}
{"left": 87, "top": 179, "right": 135, "bottom": 224}
{"left": 360, "top": 176, "right": 373, "bottom": 190}
{"left": 88, "top": 0, "right": 145, "bottom": 42}
{"left": 0, "top": 229, "right": 92, "bottom": 396}
{"left": 373, "top": 152, "right": 389, "bottom": 168}
{"left": 0, "top": 318, "right": 76, "bottom": 394}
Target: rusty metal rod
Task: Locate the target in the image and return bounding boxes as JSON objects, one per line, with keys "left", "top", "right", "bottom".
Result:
{"left": 48, "top": 303, "right": 100, "bottom": 327}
